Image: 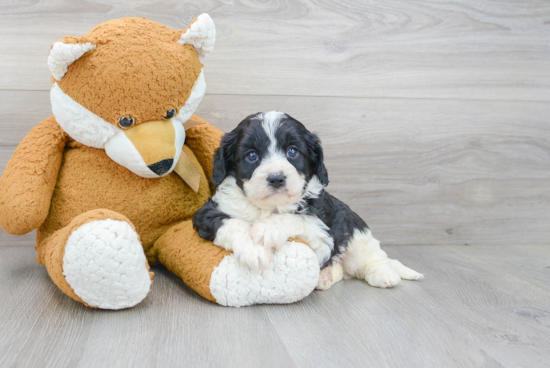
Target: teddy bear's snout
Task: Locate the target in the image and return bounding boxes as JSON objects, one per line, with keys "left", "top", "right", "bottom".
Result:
{"left": 104, "top": 119, "right": 186, "bottom": 178}
{"left": 148, "top": 159, "right": 174, "bottom": 176}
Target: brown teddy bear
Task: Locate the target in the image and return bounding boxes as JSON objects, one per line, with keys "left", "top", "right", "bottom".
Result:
{"left": 0, "top": 15, "right": 319, "bottom": 309}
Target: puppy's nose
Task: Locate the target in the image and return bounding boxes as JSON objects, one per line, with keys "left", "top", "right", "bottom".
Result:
{"left": 148, "top": 158, "right": 174, "bottom": 176}
{"left": 267, "top": 173, "right": 286, "bottom": 189}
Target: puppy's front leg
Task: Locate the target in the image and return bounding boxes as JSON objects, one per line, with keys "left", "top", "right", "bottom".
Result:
{"left": 251, "top": 214, "right": 334, "bottom": 266}
{"left": 193, "top": 199, "right": 272, "bottom": 271}
{"left": 251, "top": 216, "right": 291, "bottom": 251}
{"left": 214, "top": 218, "right": 273, "bottom": 271}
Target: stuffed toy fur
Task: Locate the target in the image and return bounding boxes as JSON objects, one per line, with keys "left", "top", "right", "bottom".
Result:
{"left": 0, "top": 15, "right": 319, "bottom": 309}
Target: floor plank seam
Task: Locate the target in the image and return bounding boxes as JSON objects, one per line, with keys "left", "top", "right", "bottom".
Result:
{"left": 0, "top": 89, "right": 549, "bottom": 103}
{"left": 260, "top": 311, "right": 301, "bottom": 368}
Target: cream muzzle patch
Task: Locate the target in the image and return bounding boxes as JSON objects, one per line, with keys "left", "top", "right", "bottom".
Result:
{"left": 105, "top": 120, "right": 202, "bottom": 190}
{"left": 105, "top": 119, "right": 185, "bottom": 179}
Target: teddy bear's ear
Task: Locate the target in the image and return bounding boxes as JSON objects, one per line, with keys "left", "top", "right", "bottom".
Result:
{"left": 47, "top": 38, "right": 96, "bottom": 81}
{"left": 178, "top": 13, "right": 216, "bottom": 59}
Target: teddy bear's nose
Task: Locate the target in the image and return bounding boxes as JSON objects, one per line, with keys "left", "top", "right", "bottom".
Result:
{"left": 148, "top": 159, "right": 174, "bottom": 176}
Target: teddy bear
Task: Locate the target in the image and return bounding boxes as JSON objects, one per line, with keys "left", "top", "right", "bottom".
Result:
{"left": 0, "top": 14, "right": 320, "bottom": 309}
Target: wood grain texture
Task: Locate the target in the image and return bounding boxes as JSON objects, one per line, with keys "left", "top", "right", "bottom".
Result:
{"left": 0, "top": 0, "right": 549, "bottom": 100}
{"left": 266, "top": 245, "right": 550, "bottom": 367}
{"left": 0, "top": 247, "right": 297, "bottom": 368}
{"left": 1, "top": 91, "right": 548, "bottom": 246}
{"left": 1, "top": 245, "right": 549, "bottom": 367}
{"left": 450, "top": 244, "right": 550, "bottom": 292}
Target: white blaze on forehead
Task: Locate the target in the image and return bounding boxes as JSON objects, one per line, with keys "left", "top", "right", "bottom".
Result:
{"left": 258, "top": 111, "right": 285, "bottom": 156}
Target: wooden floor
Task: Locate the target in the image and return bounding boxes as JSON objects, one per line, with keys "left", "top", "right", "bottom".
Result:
{"left": 0, "top": 245, "right": 548, "bottom": 367}
{"left": 0, "top": 0, "right": 549, "bottom": 367}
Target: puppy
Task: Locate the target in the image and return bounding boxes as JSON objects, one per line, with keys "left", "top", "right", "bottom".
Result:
{"left": 193, "top": 111, "right": 423, "bottom": 290}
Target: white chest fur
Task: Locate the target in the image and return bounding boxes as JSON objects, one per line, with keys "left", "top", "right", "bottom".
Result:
{"left": 213, "top": 177, "right": 334, "bottom": 266}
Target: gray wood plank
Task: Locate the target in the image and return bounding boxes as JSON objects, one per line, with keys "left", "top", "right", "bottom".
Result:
{"left": 0, "top": 230, "right": 35, "bottom": 247}
{"left": 0, "top": 0, "right": 549, "bottom": 100}
{"left": 0, "top": 90, "right": 51, "bottom": 146}
{"left": 264, "top": 245, "right": 550, "bottom": 368}
{"left": 450, "top": 245, "right": 550, "bottom": 292}
{"left": 1, "top": 91, "right": 549, "bottom": 246}
{"left": 0, "top": 247, "right": 297, "bottom": 368}
{"left": 1, "top": 246, "right": 549, "bottom": 368}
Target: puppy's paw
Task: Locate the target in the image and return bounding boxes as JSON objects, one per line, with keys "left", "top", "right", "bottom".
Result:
{"left": 316, "top": 263, "right": 344, "bottom": 291}
{"left": 366, "top": 265, "right": 401, "bottom": 288}
{"left": 251, "top": 221, "right": 288, "bottom": 251}
{"left": 235, "top": 243, "right": 273, "bottom": 271}
{"left": 316, "top": 267, "right": 334, "bottom": 290}
{"left": 250, "top": 222, "right": 267, "bottom": 245}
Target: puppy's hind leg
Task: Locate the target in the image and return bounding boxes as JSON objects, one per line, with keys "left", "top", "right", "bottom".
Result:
{"left": 341, "top": 230, "right": 401, "bottom": 288}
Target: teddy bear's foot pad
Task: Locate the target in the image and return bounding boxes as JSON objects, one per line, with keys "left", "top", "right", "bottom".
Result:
{"left": 210, "top": 241, "right": 320, "bottom": 307}
{"left": 63, "top": 219, "right": 151, "bottom": 309}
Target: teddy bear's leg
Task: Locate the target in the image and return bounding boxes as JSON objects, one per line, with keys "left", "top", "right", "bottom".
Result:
{"left": 36, "top": 209, "right": 153, "bottom": 309}
{"left": 148, "top": 221, "right": 320, "bottom": 307}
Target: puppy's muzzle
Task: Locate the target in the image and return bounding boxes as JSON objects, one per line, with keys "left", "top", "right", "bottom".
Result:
{"left": 267, "top": 173, "right": 286, "bottom": 189}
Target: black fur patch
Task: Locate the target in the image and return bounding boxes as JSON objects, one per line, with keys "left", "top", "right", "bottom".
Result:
{"left": 192, "top": 198, "right": 230, "bottom": 241}
{"left": 212, "top": 113, "right": 270, "bottom": 189}
{"left": 275, "top": 115, "right": 329, "bottom": 186}
{"left": 301, "top": 190, "right": 369, "bottom": 268}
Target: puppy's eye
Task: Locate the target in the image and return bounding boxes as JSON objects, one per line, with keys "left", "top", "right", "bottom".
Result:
{"left": 118, "top": 116, "right": 135, "bottom": 129}
{"left": 286, "top": 147, "right": 298, "bottom": 158}
{"left": 246, "top": 151, "right": 258, "bottom": 162}
{"left": 164, "top": 109, "right": 176, "bottom": 120}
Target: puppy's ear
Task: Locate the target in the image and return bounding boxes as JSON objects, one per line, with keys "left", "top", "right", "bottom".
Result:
{"left": 306, "top": 131, "right": 329, "bottom": 186}
{"left": 212, "top": 130, "right": 238, "bottom": 187}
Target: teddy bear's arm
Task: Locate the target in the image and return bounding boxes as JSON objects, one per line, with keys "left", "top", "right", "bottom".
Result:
{"left": 185, "top": 115, "right": 224, "bottom": 192}
{"left": 0, "top": 116, "right": 67, "bottom": 235}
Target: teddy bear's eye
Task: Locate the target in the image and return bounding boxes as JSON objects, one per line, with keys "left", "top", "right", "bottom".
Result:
{"left": 118, "top": 116, "right": 135, "bottom": 129}
{"left": 164, "top": 109, "right": 176, "bottom": 120}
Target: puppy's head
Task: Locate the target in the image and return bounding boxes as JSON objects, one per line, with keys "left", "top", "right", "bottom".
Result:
{"left": 213, "top": 111, "right": 328, "bottom": 209}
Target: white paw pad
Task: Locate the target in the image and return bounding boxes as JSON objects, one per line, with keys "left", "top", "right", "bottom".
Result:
{"left": 210, "top": 241, "right": 320, "bottom": 307}
{"left": 366, "top": 265, "right": 401, "bottom": 288}
{"left": 63, "top": 219, "right": 151, "bottom": 309}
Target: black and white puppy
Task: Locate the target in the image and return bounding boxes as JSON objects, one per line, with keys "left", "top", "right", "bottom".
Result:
{"left": 193, "top": 111, "right": 423, "bottom": 289}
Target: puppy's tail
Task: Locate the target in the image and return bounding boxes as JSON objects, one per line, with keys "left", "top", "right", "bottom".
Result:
{"left": 388, "top": 259, "right": 424, "bottom": 280}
